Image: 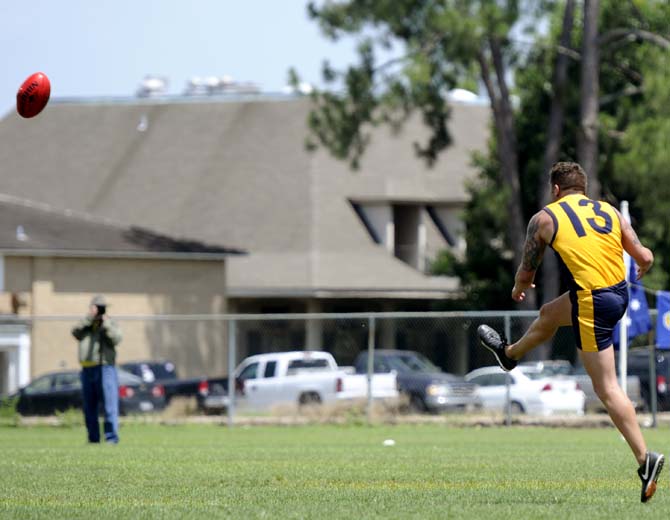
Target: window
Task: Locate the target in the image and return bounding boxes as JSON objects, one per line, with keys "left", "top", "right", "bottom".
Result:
{"left": 385, "top": 353, "right": 440, "bottom": 374}
{"left": 24, "top": 376, "right": 52, "bottom": 395}
{"left": 53, "top": 373, "right": 81, "bottom": 390}
{"left": 349, "top": 200, "right": 431, "bottom": 271}
{"left": 356, "top": 356, "right": 391, "bottom": 373}
{"left": 373, "top": 358, "right": 390, "bottom": 373}
{"left": 468, "top": 375, "right": 489, "bottom": 386}
{"left": 238, "top": 363, "right": 259, "bottom": 381}
{"left": 264, "top": 361, "right": 277, "bottom": 378}
{"left": 519, "top": 369, "right": 545, "bottom": 381}
{"left": 426, "top": 205, "right": 456, "bottom": 246}
{"left": 488, "top": 373, "right": 513, "bottom": 386}
{"left": 350, "top": 202, "right": 382, "bottom": 244}
{"left": 286, "top": 358, "right": 330, "bottom": 375}
{"left": 148, "top": 362, "right": 176, "bottom": 380}
{"left": 393, "top": 205, "right": 421, "bottom": 268}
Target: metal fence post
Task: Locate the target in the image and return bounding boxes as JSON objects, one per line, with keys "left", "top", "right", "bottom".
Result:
{"left": 367, "top": 316, "right": 376, "bottom": 425}
{"left": 227, "top": 318, "right": 236, "bottom": 428}
{"left": 649, "top": 341, "right": 658, "bottom": 428}
{"left": 504, "top": 313, "right": 512, "bottom": 427}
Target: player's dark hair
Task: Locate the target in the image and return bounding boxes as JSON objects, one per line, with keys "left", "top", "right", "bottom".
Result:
{"left": 549, "top": 162, "right": 587, "bottom": 193}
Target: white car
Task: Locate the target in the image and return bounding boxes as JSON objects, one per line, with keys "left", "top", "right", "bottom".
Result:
{"left": 202, "top": 351, "right": 398, "bottom": 413}
{"left": 464, "top": 365, "right": 585, "bottom": 416}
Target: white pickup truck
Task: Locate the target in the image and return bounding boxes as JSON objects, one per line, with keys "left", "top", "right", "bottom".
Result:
{"left": 202, "top": 351, "right": 398, "bottom": 413}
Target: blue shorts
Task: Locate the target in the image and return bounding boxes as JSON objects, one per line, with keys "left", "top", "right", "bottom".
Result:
{"left": 569, "top": 280, "right": 628, "bottom": 352}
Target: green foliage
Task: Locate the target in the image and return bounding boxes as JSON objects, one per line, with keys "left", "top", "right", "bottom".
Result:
{"left": 54, "top": 407, "right": 84, "bottom": 428}
{"left": 301, "top": 0, "right": 540, "bottom": 169}
{"left": 597, "top": 0, "right": 670, "bottom": 289}
{"left": 445, "top": 0, "right": 670, "bottom": 303}
{"left": 613, "top": 49, "right": 670, "bottom": 290}
{"left": 0, "top": 396, "right": 19, "bottom": 426}
{"left": 430, "top": 249, "right": 458, "bottom": 277}
{"left": 432, "top": 146, "right": 517, "bottom": 309}
{"left": 302, "top": 0, "right": 670, "bottom": 304}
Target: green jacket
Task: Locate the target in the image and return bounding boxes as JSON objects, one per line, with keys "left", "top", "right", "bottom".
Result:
{"left": 71, "top": 317, "right": 122, "bottom": 366}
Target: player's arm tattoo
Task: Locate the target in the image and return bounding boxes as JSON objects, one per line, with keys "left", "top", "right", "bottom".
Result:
{"left": 520, "top": 214, "right": 546, "bottom": 272}
{"left": 625, "top": 220, "right": 642, "bottom": 246}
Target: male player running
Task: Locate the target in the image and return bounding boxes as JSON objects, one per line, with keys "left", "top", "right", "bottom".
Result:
{"left": 478, "top": 162, "right": 663, "bottom": 503}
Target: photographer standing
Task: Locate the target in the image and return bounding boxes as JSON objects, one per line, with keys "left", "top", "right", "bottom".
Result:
{"left": 71, "top": 295, "right": 123, "bottom": 444}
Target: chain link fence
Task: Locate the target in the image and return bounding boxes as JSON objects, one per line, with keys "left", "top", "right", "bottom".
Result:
{"left": 1, "top": 310, "right": 666, "bottom": 425}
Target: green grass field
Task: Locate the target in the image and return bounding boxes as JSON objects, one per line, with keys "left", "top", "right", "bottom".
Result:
{"left": 1, "top": 422, "right": 669, "bottom": 519}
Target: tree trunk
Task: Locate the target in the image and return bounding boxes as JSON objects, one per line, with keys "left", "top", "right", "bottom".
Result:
{"left": 577, "top": 0, "right": 601, "bottom": 198}
{"left": 540, "top": 0, "right": 575, "bottom": 306}
{"left": 479, "top": 41, "right": 537, "bottom": 311}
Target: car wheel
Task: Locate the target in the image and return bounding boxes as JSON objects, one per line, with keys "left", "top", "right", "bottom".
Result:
{"left": 509, "top": 401, "right": 524, "bottom": 414}
{"left": 409, "top": 394, "right": 427, "bottom": 413}
{"left": 298, "top": 392, "right": 322, "bottom": 406}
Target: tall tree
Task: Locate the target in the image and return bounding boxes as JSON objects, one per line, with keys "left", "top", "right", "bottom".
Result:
{"left": 299, "top": 0, "right": 544, "bottom": 309}
{"left": 577, "top": 0, "right": 602, "bottom": 197}
{"left": 612, "top": 48, "right": 670, "bottom": 291}
{"left": 299, "top": 0, "right": 669, "bottom": 312}
{"left": 539, "top": 0, "right": 575, "bottom": 304}
{"left": 438, "top": 0, "right": 669, "bottom": 302}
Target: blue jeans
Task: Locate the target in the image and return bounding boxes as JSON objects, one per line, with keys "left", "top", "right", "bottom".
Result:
{"left": 80, "top": 365, "right": 119, "bottom": 443}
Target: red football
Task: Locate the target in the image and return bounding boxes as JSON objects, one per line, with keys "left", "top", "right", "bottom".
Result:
{"left": 16, "top": 72, "right": 51, "bottom": 118}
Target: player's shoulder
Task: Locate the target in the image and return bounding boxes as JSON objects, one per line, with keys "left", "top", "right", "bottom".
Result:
{"left": 595, "top": 199, "right": 623, "bottom": 220}
{"left": 604, "top": 202, "right": 626, "bottom": 228}
{"left": 532, "top": 208, "right": 554, "bottom": 227}
{"left": 601, "top": 199, "right": 620, "bottom": 213}
{"left": 528, "top": 209, "right": 555, "bottom": 243}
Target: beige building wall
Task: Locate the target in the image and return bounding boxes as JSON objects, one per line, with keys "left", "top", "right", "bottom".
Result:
{"left": 2, "top": 256, "right": 228, "bottom": 379}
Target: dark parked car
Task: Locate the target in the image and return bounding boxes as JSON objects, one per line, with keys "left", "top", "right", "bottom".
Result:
{"left": 9, "top": 368, "right": 166, "bottom": 416}
{"left": 353, "top": 349, "right": 480, "bottom": 413}
{"left": 121, "top": 360, "right": 178, "bottom": 382}
{"left": 626, "top": 348, "right": 670, "bottom": 411}
{"left": 119, "top": 360, "right": 210, "bottom": 406}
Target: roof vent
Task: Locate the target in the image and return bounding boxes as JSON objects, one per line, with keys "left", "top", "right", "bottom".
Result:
{"left": 183, "top": 76, "right": 260, "bottom": 96}
{"left": 282, "top": 82, "right": 314, "bottom": 95}
{"left": 16, "top": 225, "right": 28, "bottom": 242}
{"left": 136, "top": 75, "right": 168, "bottom": 98}
{"left": 137, "top": 114, "right": 148, "bottom": 132}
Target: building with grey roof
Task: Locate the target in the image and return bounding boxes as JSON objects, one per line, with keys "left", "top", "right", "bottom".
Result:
{"left": 0, "top": 193, "right": 244, "bottom": 258}
{"left": 0, "top": 94, "right": 489, "bottom": 365}
{"left": 0, "top": 194, "right": 242, "bottom": 391}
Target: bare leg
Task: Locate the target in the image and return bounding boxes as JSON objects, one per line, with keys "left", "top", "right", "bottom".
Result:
{"left": 580, "top": 347, "right": 647, "bottom": 465}
{"left": 505, "top": 292, "right": 572, "bottom": 360}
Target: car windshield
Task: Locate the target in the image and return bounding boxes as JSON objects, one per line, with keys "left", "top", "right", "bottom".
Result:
{"left": 286, "top": 358, "right": 332, "bottom": 375}
{"left": 518, "top": 368, "right": 546, "bottom": 381}
{"left": 148, "top": 362, "right": 177, "bottom": 380}
{"left": 541, "top": 365, "right": 573, "bottom": 376}
{"left": 385, "top": 353, "right": 441, "bottom": 374}
{"left": 24, "top": 375, "right": 52, "bottom": 394}
{"left": 117, "top": 369, "right": 144, "bottom": 385}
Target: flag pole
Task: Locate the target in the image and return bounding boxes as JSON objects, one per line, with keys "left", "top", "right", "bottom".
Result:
{"left": 619, "top": 201, "right": 631, "bottom": 396}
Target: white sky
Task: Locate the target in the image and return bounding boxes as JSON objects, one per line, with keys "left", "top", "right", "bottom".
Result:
{"left": 0, "top": 1, "right": 370, "bottom": 115}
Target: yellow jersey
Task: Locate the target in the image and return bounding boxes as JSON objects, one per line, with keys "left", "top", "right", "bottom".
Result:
{"left": 543, "top": 193, "right": 625, "bottom": 291}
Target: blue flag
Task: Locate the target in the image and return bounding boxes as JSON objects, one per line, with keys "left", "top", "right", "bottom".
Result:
{"left": 613, "top": 259, "right": 652, "bottom": 345}
{"left": 656, "top": 291, "right": 670, "bottom": 350}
